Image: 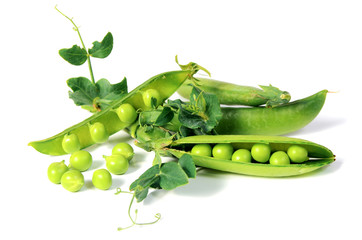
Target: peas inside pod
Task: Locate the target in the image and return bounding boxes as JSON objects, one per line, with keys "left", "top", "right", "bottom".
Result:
{"left": 191, "top": 143, "right": 309, "bottom": 165}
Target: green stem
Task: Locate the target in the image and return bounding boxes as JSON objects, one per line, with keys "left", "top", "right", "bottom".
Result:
{"left": 55, "top": 5, "right": 96, "bottom": 84}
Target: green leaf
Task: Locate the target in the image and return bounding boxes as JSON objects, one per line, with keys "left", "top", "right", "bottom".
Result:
{"left": 178, "top": 154, "right": 196, "bottom": 178}
{"left": 153, "top": 151, "right": 162, "bottom": 166}
{"left": 59, "top": 45, "right": 88, "bottom": 65}
{"left": 67, "top": 77, "right": 98, "bottom": 106}
{"left": 95, "top": 77, "right": 128, "bottom": 109}
{"left": 130, "top": 165, "right": 160, "bottom": 191}
{"left": 88, "top": 32, "right": 113, "bottom": 58}
{"left": 159, "top": 162, "right": 189, "bottom": 190}
{"left": 154, "top": 107, "right": 174, "bottom": 126}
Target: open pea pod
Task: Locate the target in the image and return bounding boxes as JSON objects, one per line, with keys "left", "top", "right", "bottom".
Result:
{"left": 165, "top": 135, "right": 335, "bottom": 177}
{"left": 29, "top": 63, "right": 202, "bottom": 156}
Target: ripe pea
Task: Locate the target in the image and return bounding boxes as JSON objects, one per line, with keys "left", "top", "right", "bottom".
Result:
{"left": 191, "top": 144, "right": 212, "bottom": 157}
{"left": 287, "top": 145, "right": 308, "bottom": 163}
{"left": 62, "top": 133, "right": 81, "bottom": 154}
{"left": 212, "top": 143, "right": 234, "bottom": 160}
{"left": 103, "top": 155, "right": 129, "bottom": 175}
{"left": 92, "top": 169, "right": 112, "bottom": 190}
{"left": 142, "top": 89, "right": 161, "bottom": 107}
{"left": 251, "top": 143, "right": 271, "bottom": 163}
{"left": 269, "top": 151, "right": 290, "bottom": 165}
{"left": 112, "top": 142, "right": 134, "bottom": 161}
{"left": 69, "top": 150, "right": 93, "bottom": 172}
{"left": 116, "top": 103, "right": 138, "bottom": 124}
{"left": 89, "top": 122, "right": 109, "bottom": 143}
{"left": 61, "top": 169, "right": 84, "bottom": 192}
{"left": 232, "top": 149, "right": 252, "bottom": 163}
{"left": 47, "top": 160, "right": 69, "bottom": 184}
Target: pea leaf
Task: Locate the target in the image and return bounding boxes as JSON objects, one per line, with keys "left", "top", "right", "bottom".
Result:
{"left": 154, "top": 107, "right": 174, "bottom": 126}
{"left": 178, "top": 154, "right": 196, "bottom": 178}
{"left": 59, "top": 45, "right": 88, "bottom": 66}
{"left": 88, "top": 32, "right": 113, "bottom": 58}
{"left": 67, "top": 77, "right": 128, "bottom": 112}
{"left": 67, "top": 77, "right": 98, "bottom": 106}
{"left": 159, "top": 162, "right": 189, "bottom": 190}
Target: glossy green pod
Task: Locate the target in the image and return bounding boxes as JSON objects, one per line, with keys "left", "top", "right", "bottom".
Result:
{"left": 166, "top": 135, "right": 335, "bottom": 177}
{"left": 178, "top": 78, "right": 291, "bottom": 107}
{"left": 29, "top": 66, "right": 199, "bottom": 156}
{"left": 216, "top": 90, "right": 328, "bottom": 135}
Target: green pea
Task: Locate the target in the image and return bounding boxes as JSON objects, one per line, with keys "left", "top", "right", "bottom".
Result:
{"left": 191, "top": 144, "right": 212, "bottom": 157}
{"left": 212, "top": 143, "right": 234, "bottom": 160}
{"left": 112, "top": 142, "right": 134, "bottom": 161}
{"left": 103, "top": 155, "right": 129, "bottom": 175}
{"left": 116, "top": 103, "right": 138, "bottom": 124}
{"left": 251, "top": 143, "right": 271, "bottom": 163}
{"left": 92, "top": 169, "right": 112, "bottom": 190}
{"left": 142, "top": 89, "right": 161, "bottom": 107}
{"left": 269, "top": 151, "right": 290, "bottom": 165}
{"left": 61, "top": 169, "right": 84, "bottom": 192}
{"left": 62, "top": 133, "right": 81, "bottom": 154}
{"left": 69, "top": 150, "right": 93, "bottom": 172}
{"left": 232, "top": 149, "right": 252, "bottom": 163}
{"left": 89, "top": 122, "right": 109, "bottom": 143}
{"left": 47, "top": 160, "right": 69, "bottom": 184}
{"left": 287, "top": 145, "right": 308, "bottom": 163}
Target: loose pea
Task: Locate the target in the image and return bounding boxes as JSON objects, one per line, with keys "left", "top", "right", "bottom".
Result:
{"left": 212, "top": 143, "right": 234, "bottom": 160}
{"left": 191, "top": 144, "right": 212, "bottom": 157}
{"left": 92, "top": 169, "right": 112, "bottom": 190}
{"left": 89, "top": 122, "right": 109, "bottom": 143}
{"left": 142, "top": 89, "right": 161, "bottom": 107}
{"left": 103, "top": 155, "right": 129, "bottom": 175}
{"left": 47, "top": 160, "right": 69, "bottom": 184}
{"left": 251, "top": 143, "right": 271, "bottom": 163}
{"left": 232, "top": 149, "right": 252, "bottom": 163}
{"left": 61, "top": 169, "right": 84, "bottom": 192}
{"left": 269, "top": 151, "right": 290, "bottom": 165}
{"left": 287, "top": 145, "right": 308, "bottom": 163}
{"left": 62, "top": 133, "right": 81, "bottom": 154}
{"left": 112, "top": 142, "right": 134, "bottom": 161}
{"left": 69, "top": 150, "right": 93, "bottom": 172}
{"left": 116, "top": 103, "right": 138, "bottom": 124}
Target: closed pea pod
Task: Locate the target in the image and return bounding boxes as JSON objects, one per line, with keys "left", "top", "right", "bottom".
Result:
{"left": 29, "top": 61, "right": 205, "bottom": 156}
{"left": 165, "top": 135, "right": 335, "bottom": 177}
{"left": 216, "top": 90, "right": 328, "bottom": 136}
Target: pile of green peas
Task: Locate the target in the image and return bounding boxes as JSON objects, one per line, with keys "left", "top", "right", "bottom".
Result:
{"left": 47, "top": 142, "right": 134, "bottom": 192}
{"left": 191, "top": 143, "right": 309, "bottom": 165}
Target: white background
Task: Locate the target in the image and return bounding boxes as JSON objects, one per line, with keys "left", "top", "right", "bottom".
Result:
{"left": 1, "top": 0, "right": 361, "bottom": 239}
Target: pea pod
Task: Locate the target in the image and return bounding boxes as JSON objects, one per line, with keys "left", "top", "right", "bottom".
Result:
{"left": 28, "top": 62, "right": 203, "bottom": 155}
{"left": 177, "top": 78, "right": 291, "bottom": 107}
{"left": 216, "top": 90, "right": 328, "bottom": 135}
{"left": 165, "top": 135, "right": 335, "bottom": 177}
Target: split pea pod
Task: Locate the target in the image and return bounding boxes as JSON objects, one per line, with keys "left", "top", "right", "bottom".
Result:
{"left": 216, "top": 90, "right": 328, "bottom": 135}
{"left": 28, "top": 62, "right": 202, "bottom": 156}
{"left": 177, "top": 78, "right": 291, "bottom": 107}
{"left": 165, "top": 135, "right": 335, "bottom": 177}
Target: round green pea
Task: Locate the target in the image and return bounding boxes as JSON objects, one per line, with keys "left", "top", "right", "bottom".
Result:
{"left": 69, "top": 150, "right": 93, "bottom": 172}
{"left": 287, "top": 145, "right": 308, "bottom": 163}
{"left": 89, "top": 122, "right": 109, "bottom": 143}
{"left": 47, "top": 160, "right": 69, "bottom": 184}
{"left": 232, "top": 149, "right": 252, "bottom": 163}
{"left": 269, "top": 151, "right": 290, "bottom": 165}
{"left": 61, "top": 169, "right": 84, "bottom": 192}
{"left": 116, "top": 103, "right": 138, "bottom": 124}
{"left": 191, "top": 144, "right": 212, "bottom": 157}
{"left": 212, "top": 143, "right": 234, "bottom": 160}
{"left": 142, "top": 89, "right": 161, "bottom": 107}
{"left": 92, "top": 169, "right": 112, "bottom": 190}
{"left": 104, "top": 155, "right": 129, "bottom": 175}
{"left": 62, "top": 133, "right": 81, "bottom": 154}
{"left": 112, "top": 142, "right": 134, "bottom": 161}
{"left": 251, "top": 143, "right": 271, "bottom": 163}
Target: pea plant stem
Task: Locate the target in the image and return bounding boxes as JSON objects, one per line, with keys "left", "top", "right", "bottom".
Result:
{"left": 55, "top": 6, "right": 96, "bottom": 84}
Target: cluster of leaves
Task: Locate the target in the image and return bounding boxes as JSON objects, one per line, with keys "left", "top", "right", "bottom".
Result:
{"left": 130, "top": 154, "right": 196, "bottom": 202}
{"left": 60, "top": 32, "right": 128, "bottom": 112}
